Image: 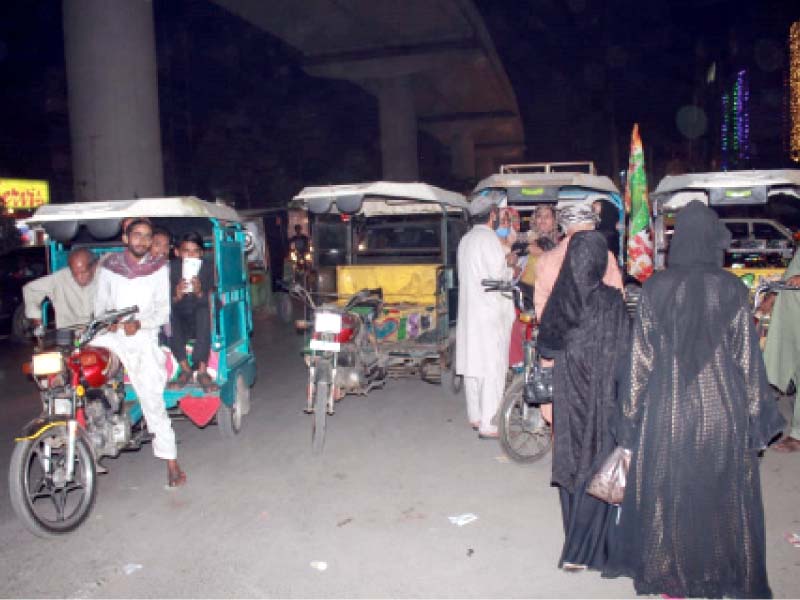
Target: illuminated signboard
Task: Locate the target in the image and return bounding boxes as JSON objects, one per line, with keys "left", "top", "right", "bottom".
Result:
{"left": 1, "top": 179, "right": 50, "bottom": 211}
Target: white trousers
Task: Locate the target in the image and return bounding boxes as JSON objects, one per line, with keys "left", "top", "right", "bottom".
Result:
{"left": 464, "top": 372, "right": 505, "bottom": 436}
{"left": 93, "top": 331, "right": 176, "bottom": 460}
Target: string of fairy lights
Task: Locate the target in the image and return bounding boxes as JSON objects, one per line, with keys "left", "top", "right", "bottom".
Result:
{"left": 790, "top": 20, "right": 800, "bottom": 163}
{"left": 720, "top": 70, "right": 750, "bottom": 170}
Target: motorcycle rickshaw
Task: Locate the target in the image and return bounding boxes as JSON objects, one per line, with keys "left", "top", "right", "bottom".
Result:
{"left": 471, "top": 161, "right": 626, "bottom": 266}
{"left": 651, "top": 169, "right": 800, "bottom": 340}
{"left": 469, "top": 161, "right": 627, "bottom": 463}
{"left": 10, "top": 196, "right": 256, "bottom": 536}
{"left": 289, "top": 181, "right": 469, "bottom": 453}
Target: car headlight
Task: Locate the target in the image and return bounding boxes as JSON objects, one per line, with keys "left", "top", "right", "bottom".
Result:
{"left": 32, "top": 351, "right": 63, "bottom": 376}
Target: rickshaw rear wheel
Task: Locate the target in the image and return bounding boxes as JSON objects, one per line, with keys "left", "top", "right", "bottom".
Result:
{"left": 10, "top": 304, "right": 33, "bottom": 344}
{"left": 312, "top": 382, "right": 328, "bottom": 455}
{"left": 445, "top": 369, "right": 463, "bottom": 395}
{"left": 498, "top": 374, "right": 552, "bottom": 463}
{"left": 276, "top": 292, "right": 293, "bottom": 323}
{"left": 217, "top": 375, "right": 246, "bottom": 438}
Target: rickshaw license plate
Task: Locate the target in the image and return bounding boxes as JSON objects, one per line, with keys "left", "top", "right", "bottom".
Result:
{"left": 310, "top": 339, "right": 340, "bottom": 352}
{"left": 53, "top": 398, "right": 72, "bottom": 415}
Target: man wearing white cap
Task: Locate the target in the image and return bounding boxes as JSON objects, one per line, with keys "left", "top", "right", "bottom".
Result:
{"left": 456, "top": 192, "right": 516, "bottom": 438}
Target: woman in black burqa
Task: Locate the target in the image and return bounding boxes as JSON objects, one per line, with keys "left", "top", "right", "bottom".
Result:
{"left": 602, "top": 200, "right": 784, "bottom": 599}
{"left": 537, "top": 230, "right": 631, "bottom": 571}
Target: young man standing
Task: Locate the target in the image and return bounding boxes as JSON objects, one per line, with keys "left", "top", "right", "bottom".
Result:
{"left": 92, "top": 219, "right": 186, "bottom": 487}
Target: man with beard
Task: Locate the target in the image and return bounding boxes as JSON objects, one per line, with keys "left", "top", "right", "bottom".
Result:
{"left": 92, "top": 219, "right": 186, "bottom": 487}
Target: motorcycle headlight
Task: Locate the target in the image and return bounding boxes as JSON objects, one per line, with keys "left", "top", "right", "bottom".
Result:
{"left": 32, "top": 351, "right": 63, "bottom": 376}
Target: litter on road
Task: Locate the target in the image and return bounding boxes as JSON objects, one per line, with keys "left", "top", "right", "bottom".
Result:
{"left": 448, "top": 513, "right": 478, "bottom": 527}
{"left": 310, "top": 560, "right": 328, "bottom": 571}
{"left": 123, "top": 563, "right": 143, "bottom": 575}
{"left": 785, "top": 532, "right": 800, "bottom": 548}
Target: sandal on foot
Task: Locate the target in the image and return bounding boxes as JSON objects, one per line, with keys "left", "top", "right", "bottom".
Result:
{"left": 168, "top": 370, "right": 193, "bottom": 390}
{"left": 197, "top": 372, "right": 219, "bottom": 393}
{"left": 168, "top": 468, "right": 187, "bottom": 488}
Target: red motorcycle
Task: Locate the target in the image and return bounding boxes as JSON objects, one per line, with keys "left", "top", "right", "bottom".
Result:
{"left": 9, "top": 306, "right": 151, "bottom": 537}
{"left": 482, "top": 279, "right": 553, "bottom": 464}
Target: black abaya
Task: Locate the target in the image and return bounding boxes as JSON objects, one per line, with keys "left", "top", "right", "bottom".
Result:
{"left": 538, "top": 231, "right": 631, "bottom": 570}
{"left": 602, "top": 201, "right": 784, "bottom": 599}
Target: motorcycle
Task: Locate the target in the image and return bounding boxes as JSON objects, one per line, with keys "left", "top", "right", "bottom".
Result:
{"left": 291, "top": 284, "right": 386, "bottom": 454}
{"left": 9, "top": 305, "right": 151, "bottom": 537}
{"left": 482, "top": 279, "right": 553, "bottom": 464}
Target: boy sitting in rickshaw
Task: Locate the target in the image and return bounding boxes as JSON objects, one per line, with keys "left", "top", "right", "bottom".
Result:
{"left": 167, "top": 231, "right": 218, "bottom": 393}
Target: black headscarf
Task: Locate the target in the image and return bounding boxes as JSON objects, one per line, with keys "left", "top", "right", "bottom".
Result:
{"left": 594, "top": 200, "right": 620, "bottom": 258}
{"left": 651, "top": 200, "right": 742, "bottom": 382}
{"left": 667, "top": 199, "right": 731, "bottom": 267}
{"left": 538, "top": 231, "right": 611, "bottom": 353}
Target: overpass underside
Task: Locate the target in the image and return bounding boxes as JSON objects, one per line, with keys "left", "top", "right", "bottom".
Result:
{"left": 62, "top": 0, "right": 524, "bottom": 201}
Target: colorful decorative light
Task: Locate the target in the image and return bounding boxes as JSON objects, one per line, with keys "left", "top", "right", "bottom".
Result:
{"left": 721, "top": 92, "right": 730, "bottom": 169}
{"left": 736, "top": 70, "right": 751, "bottom": 162}
{"left": 790, "top": 21, "right": 800, "bottom": 163}
{"left": 719, "top": 70, "right": 751, "bottom": 169}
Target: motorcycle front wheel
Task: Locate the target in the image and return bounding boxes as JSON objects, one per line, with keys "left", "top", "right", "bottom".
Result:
{"left": 9, "top": 424, "right": 97, "bottom": 537}
{"left": 312, "top": 382, "right": 329, "bottom": 455}
{"left": 498, "top": 374, "right": 552, "bottom": 464}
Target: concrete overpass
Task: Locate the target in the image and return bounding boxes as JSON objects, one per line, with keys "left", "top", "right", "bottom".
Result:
{"left": 63, "top": 0, "right": 524, "bottom": 201}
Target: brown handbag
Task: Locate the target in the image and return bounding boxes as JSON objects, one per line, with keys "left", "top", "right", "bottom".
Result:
{"left": 586, "top": 447, "right": 632, "bottom": 506}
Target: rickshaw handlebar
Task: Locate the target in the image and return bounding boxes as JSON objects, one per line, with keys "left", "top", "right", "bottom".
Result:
{"left": 753, "top": 280, "right": 800, "bottom": 313}
{"left": 481, "top": 278, "right": 515, "bottom": 293}
{"left": 289, "top": 283, "right": 384, "bottom": 311}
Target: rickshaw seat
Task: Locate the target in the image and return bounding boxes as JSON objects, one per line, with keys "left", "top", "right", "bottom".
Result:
{"left": 336, "top": 264, "right": 439, "bottom": 306}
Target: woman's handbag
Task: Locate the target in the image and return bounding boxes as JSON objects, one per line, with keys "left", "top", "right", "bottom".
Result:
{"left": 586, "top": 447, "right": 632, "bottom": 505}
{"left": 529, "top": 361, "right": 554, "bottom": 405}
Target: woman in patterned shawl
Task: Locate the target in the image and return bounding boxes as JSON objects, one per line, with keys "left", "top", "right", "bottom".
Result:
{"left": 603, "top": 200, "right": 784, "bottom": 598}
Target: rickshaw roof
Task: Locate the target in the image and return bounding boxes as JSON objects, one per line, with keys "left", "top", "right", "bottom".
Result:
{"left": 652, "top": 169, "right": 800, "bottom": 212}
{"left": 28, "top": 196, "right": 242, "bottom": 224}
{"left": 292, "top": 181, "right": 468, "bottom": 216}
{"left": 472, "top": 172, "right": 620, "bottom": 197}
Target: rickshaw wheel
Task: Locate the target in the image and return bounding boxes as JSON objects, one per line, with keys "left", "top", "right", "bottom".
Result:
{"left": 498, "top": 374, "right": 552, "bottom": 464}
{"left": 276, "top": 292, "right": 293, "bottom": 323}
{"left": 312, "top": 382, "right": 328, "bottom": 455}
{"left": 217, "top": 375, "right": 246, "bottom": 438}
{"left": 10, "top": 304, "right": 33, "bottom": 344}
{"left": 445, "top": 369, "right": 463, "bottom": 395}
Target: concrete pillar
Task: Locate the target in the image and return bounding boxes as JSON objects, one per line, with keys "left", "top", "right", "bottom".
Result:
{"left": 63, "top": 0, "right": 164, "bottom": 201}
{"left": 376, "top": 76, "right": 418, "bottom": 182}
{"left": 476, "top": 154, "right": 498, "bottom": 179}
{"left": 450, "top": 133, "right": 475, "bottom": 180}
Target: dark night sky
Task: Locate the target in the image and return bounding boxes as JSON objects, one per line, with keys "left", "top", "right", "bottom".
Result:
{"left": 0, "top": 0, "right": 799, "bottom": 207}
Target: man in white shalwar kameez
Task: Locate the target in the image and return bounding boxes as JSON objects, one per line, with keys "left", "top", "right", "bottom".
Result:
{"left": 456, "top": 194, "right": 516, "bottom": 438}
{"left": 92, "top": 219, "right": 186, "bottom": 487}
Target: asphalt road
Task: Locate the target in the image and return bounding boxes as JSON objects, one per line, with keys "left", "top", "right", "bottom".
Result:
{"left": 0, "top": 314, "right": 798, "bottom": 598}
